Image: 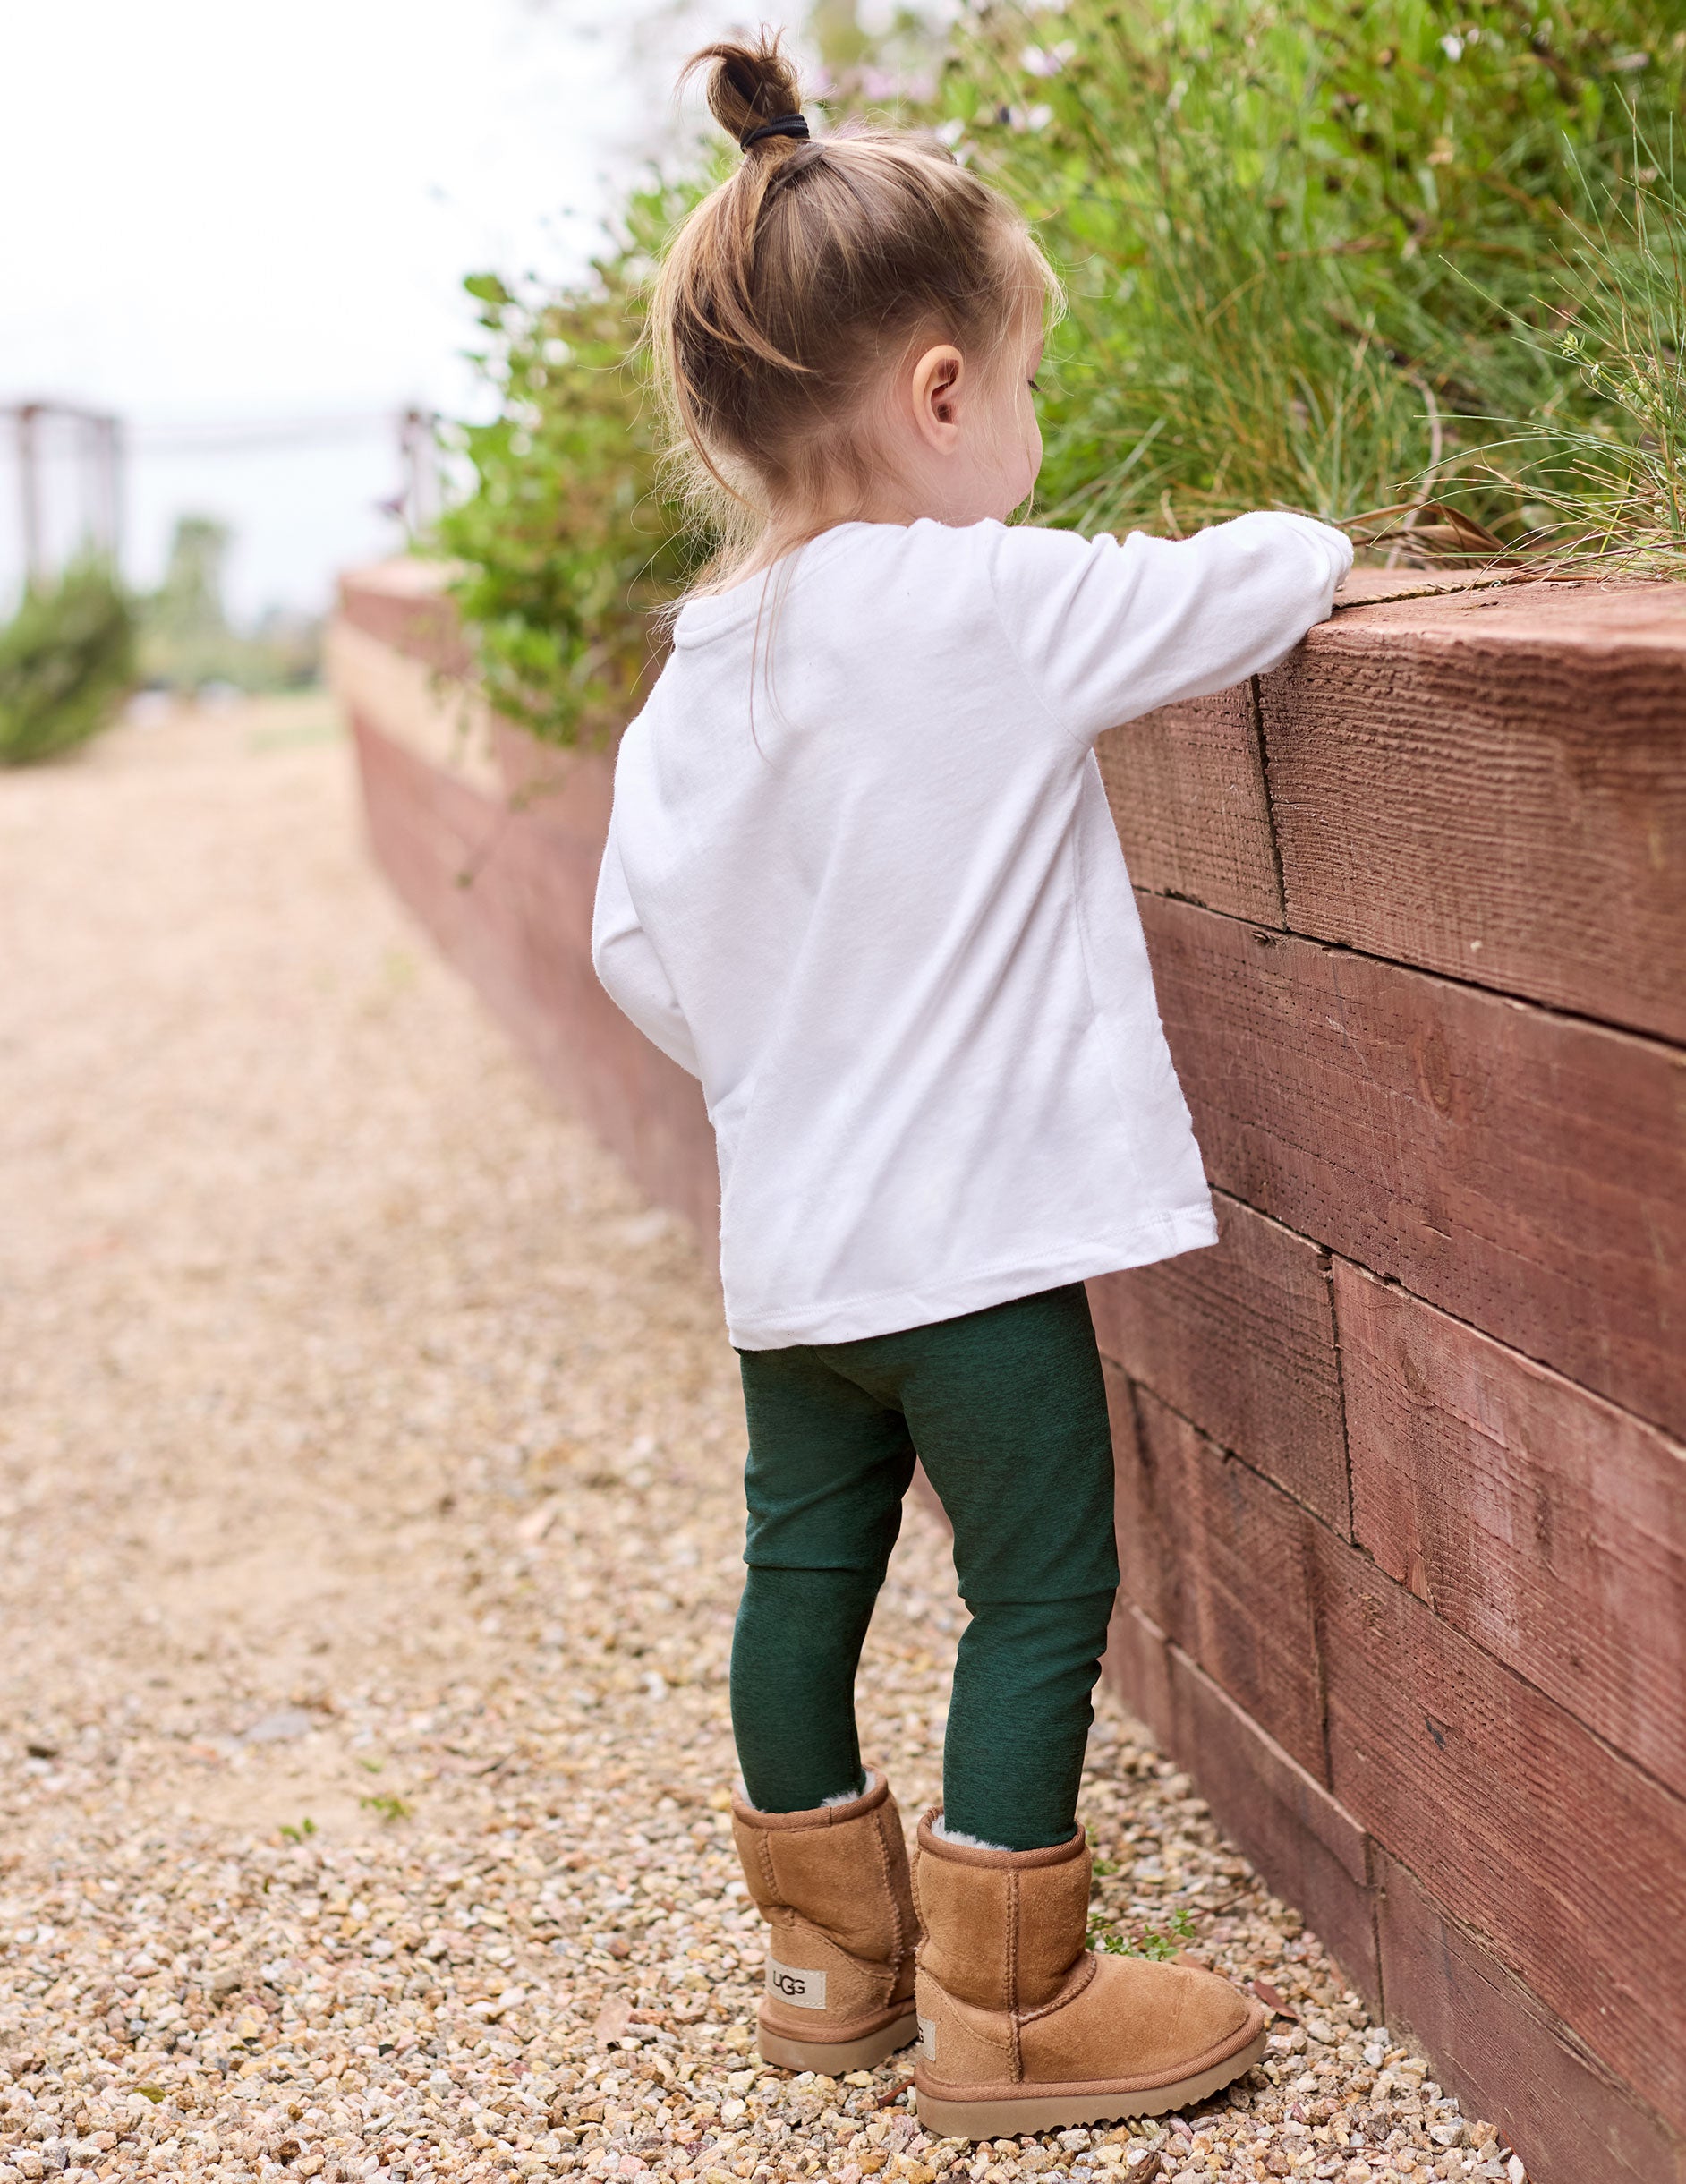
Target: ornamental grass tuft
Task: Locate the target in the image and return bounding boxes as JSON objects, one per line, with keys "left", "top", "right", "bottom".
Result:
{"left": 436, "top": 0, "right": 1686, "bottom": 744}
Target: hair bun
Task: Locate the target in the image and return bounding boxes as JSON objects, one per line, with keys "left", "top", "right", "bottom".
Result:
{"left": 683, "top": 32, "right": 805, "bottom": 154}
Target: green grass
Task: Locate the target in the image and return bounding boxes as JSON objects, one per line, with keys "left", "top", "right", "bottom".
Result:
{"left": 1088, "top": 1904, "right": 1199, "bottom": 1958}
{"left": 1444, "top": 135, "right": 1686, "bottom": 563}
{"left": 908, "top": 0, "right": 1686, "bottom": 556}
{"left": 434, "top": 175, "right": 712, "bottom": 750}
{"left": 435, "top": 1, "right": 1686, "bottom": 745}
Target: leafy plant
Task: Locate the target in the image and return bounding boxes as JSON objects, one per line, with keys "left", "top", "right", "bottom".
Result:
{"left": 906, "top": 0, "right": 1686, "bottom": 540}
{"left": 1088, "top": 1903, "right": 1198, "bottom": 1958}
{"left": 438, "top": 2, "right": 1686, "bottom": 744}
{"left": 436, "top": 175, "right": 714, "bottom": 748}
{"left": 0, "top": 560, "right": 135, "bottom": 765}
{"left": 360, "top": 1792, "right": 413, "bottom": 1821}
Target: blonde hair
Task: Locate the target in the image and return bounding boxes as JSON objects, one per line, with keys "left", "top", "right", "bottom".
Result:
{"left": 649, "top": 30, "right": 1061, "bottom": 590}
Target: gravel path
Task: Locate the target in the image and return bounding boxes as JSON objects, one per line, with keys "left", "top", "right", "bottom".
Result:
{"left": 0, "top": 701, "right": 1522, "bottom": 2184}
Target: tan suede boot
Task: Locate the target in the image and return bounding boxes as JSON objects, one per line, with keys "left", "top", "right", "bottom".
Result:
{"left": 910, "top": 1812, "right": 1268, "bottom": 2136}
{"left": 731, "top": 1770, "right": 921, "bottom": 2074}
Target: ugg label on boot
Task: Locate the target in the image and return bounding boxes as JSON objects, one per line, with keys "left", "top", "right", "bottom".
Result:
{"left": 917, "top": 2015, "right": 936, "bottom": 2061}
{"left": 765, "top": 1958, "right": 827, "bottom": 2009}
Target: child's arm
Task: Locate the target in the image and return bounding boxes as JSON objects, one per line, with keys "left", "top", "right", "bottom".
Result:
{"left": 591, "top": 823, "right": 702, "bottom": 1078}
{"left": 984, "top": 510, "right": 1353, "bottom": 746}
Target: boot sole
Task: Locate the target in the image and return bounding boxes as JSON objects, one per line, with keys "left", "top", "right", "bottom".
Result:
{"left": 757, "top": 2009, "right": 919, "bottom": 2076}
{"left": 914, "top": 2023, "right": 1270, "bottom": 2137}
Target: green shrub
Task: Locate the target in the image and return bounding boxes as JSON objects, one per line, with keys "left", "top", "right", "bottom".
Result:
{"left": 0, "top": 562, "right": 136, "bottom": 767}
{"left": 914, "top": 0, "right": 1685, "bottom": 542}
{"left": 439, "top": 3, "right": 1686, "bottom": 744}
{"left": 436, "top": 175, "right": 713, "bottom": 749}
{"left": 1457, "top": 141, "right": 1686, "bottom": 562}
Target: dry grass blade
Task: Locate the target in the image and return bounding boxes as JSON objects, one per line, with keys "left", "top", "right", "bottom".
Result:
{"left": 1334, "top": 499, "right": 1513, "bottom": 562}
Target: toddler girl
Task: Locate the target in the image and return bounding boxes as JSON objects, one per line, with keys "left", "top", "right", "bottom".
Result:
{"left": 592, "top": 33, "right": 1350, "bottom": 2138}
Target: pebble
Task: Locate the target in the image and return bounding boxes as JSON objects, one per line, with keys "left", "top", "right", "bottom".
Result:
{"left": 0, "top": 704, "right": 1529, "bottom": 2181}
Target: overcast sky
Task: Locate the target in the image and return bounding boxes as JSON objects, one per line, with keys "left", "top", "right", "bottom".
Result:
{"left": 0, "top": 0, "right": 803, "bottom": 619}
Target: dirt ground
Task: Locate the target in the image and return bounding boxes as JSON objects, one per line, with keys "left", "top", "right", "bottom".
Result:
{"left": 0, "top": 698, "right": 1517, "bottom": 2184}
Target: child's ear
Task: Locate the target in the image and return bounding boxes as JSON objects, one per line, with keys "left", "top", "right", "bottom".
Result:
{"left": 910, "top": 344, "right": 966, "bottom": 448}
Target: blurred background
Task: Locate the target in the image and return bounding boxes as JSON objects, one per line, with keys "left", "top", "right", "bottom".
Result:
{"left": 2, "top": 0, "right": 1681, "bottom": 755}
{"left": 0, "top": 0, "right": 924, "bottom": 735}
{"left": 0, "top": 0, "right": 774, "bottom": 613}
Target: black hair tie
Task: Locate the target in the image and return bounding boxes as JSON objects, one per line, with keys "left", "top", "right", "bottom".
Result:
{"left": 741, "top": 112, "right": 810, "bottom": 149}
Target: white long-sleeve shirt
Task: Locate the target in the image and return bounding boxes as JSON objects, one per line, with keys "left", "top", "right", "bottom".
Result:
{"left": 592, "top": 512, "right": 1351, "bottom": 1349}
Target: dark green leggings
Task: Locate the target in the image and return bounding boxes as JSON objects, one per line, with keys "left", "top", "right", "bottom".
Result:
{"left": 730, "top": 1284, "right": 1120, "bottom": 1851}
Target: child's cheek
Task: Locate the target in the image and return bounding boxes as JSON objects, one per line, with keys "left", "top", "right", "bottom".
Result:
{"left": 1023, "top": 413, "right": 1043, "bottom": 493}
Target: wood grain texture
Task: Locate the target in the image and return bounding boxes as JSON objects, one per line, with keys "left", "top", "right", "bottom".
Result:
{"left": 1261, "top": 581, "right": 1686, "bottom": 1042}
{"left": 1102, "top": 1599, "right": 1176, "bottom": 1753}
{"left": 1089, "top": 1190, "right": 1349, "bottom": 1531}
{"left": 1167, "top": 1647, "right": 1379, "bottom": 2013}
{"left": 1139, "top": 892, "right": 1686, "bottom": 1438}
{"left": 1339, "top": 1260, "right": 1686, "bottom": 1799}
{"left": 1103, "top": 1361, "right": 1176, "bottom": 1638}
{"left": 1094, "top": 685, "right": 1282, "bottom": 925}
{"left": 353, "top": 714, "right": 720, "bottom": 1246}
{"left": 1100, "top": 1607, "right": 1381, "bottom": 2012}
{"left": 1104, "top": 1366, "right": 1327, "bottom": 1779}
{"left": 1376, "top": 1849, "right": 1684, "bottom": 2184}
{"left": 1317, "top": 1532, "right": 1686, "bottom": 2131}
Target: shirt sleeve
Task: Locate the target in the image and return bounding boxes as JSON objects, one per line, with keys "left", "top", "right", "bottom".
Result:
{"left": 983, "top": 510, "right": 1354, "bottom": 745}
{"left": 591, "top": 817, "right": 702, "bottom": 1079}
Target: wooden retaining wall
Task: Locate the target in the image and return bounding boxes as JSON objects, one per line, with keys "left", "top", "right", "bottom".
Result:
{"left": 332, "top": 560, "right": 1686, "bottom": 2184}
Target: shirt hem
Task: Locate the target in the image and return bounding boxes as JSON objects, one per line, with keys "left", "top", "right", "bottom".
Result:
{"left": 725, "top": 1204, "right": 1220, "bottom": 1352}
